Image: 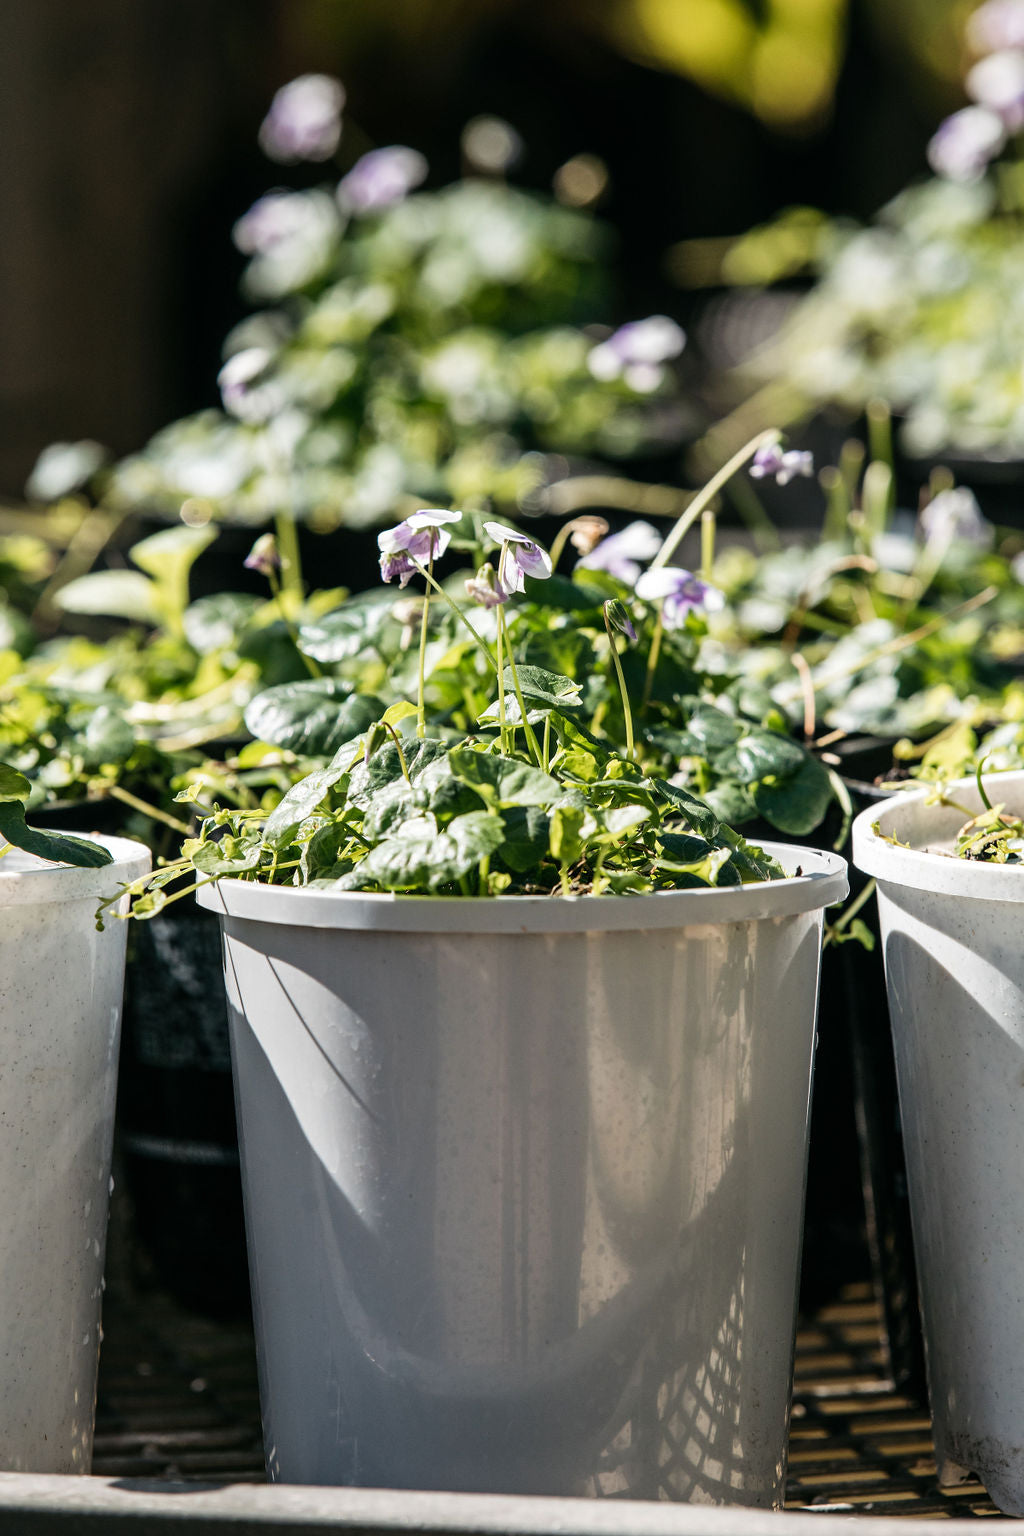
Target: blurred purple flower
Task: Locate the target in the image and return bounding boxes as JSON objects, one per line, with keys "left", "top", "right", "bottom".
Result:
{"left": 927, "top": 106, "right": 1005, "bottom": 181}
{"left": 634, "top": 567, "right": 724, "bottom": 630}
{"left": 749, "top": 442, "right": 814, "bottom": 485}
{"left": 587, "top": 316, "right": 685, "bottom": 393}
{"left": 217, "top": 347, "right": 283, "bottom": 424}
{"left": 968, "top": 0, "right": 1024, "bottom": 54}
{"left": 919, "top": 487, "right": 992, "bottom": 547}
{"left": 464, "top": 563, "right": 508, "bottom": 608}
{"left": 483, "top": 520, "right": 553, "bottom": 595}
{"left": 338, "top": 147, "right": 428, "bottom": 214}
{"left": 966, "top": 49, "right": 1024, "bottom": 128}
{"left": 576, "top": 520, "right": 662, "bottom": 585}
{"left": 258, "top": 75, "right": 345, "bottom": 163}
{"left": 244, "top": 533, "right": 280, "bottom": 575}
{"left": 378, "top": 508, "right": 462, "bottom": 587}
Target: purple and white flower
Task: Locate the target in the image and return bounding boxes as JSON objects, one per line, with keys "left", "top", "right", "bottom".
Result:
{"left": 483, "top": 520, "right": 553, "bottom": 595}
{"left": 337, "top": 147, "right": 428, "bottom": 215}
{"left": 258, "top": 74, "right": 345, "bottom": 164}
{"left": 634, "top": 567, "right": 725, "bottom": 630}
{"left": 968, "top": 0, "right": 1024, "bottom": 54}
{"left": 576, "top": 520, "right": 662, "bottom": 585}
{"left": 464, "top": 563, "right": 507, "bottom": 608}
{"left": 244, "top": 533, "right": 280, "bottom": 575}
{"left": 919, "top": 486, "right": 992, "bottom": 547}
{"left": 378, "top": 508, "right": 462, "bottom": 587}
{"left": 749, "top": 441, "right": 814, "bottom": 485}
{"left": 587, "top": 316, "right": 685, "bottom": 393}
{"left": 966, "top": 49, "right": 1024, "bottom": 128}
{"left": 927, "top": 106, "right": 1006, "bottom": 181}
{"left": 217, "top": 347, "right": 283, "bottom": 424}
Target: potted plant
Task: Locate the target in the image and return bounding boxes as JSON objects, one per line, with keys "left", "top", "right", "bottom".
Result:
{"left": 0, "top": 764, "right": 149, "bottom": 1471}
{"left": 852, "top": 765, "right": 1024, "bottom": 1516}
{"left": 111, "top": 486, "right": 847, "bottom": 1505}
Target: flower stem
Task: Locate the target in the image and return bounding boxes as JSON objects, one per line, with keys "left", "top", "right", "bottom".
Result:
{"left": 416, "top": 553, "right": 432, "bottom": 738}
{"left": 498, "top": 608, "right": 543, "bottom": 767}
{"left": 273, "top": 510, "right": 305, "bottom": 604}
{"left": 495, "top": 604, "right": 508, "bottom": 753}
{"left": 604, "top": 607, "right": 634, "bottom": 763}
{"left": 651, "top": 428, "right": 780, "bottom": 572}
{"left": 409, "top": 558, "right": 497, "bottom": 674}
{"left": 640, "top": 607, "right": 665, "bottom": 715}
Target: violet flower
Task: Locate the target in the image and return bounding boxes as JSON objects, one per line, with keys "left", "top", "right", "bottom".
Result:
{"left": 966, "top": 49, "right": 1024, "bottom": 129}
{"left": 587, "top": 316, "right": 685, "bottom": 393}
{"left": 464, "top": 563, "right": 507, "bottom": 608}
{"left": 968, "top": 0, "right": 1024, "bottom": 54}
{"left": 482, "top": 520, "right": 553, "bottom": 595}
{"left": 927, "top": 106, "right": 1006, "bottom": 181}
{"left": 217, "top": 347, "right": 283, "bottom": 424}
{"left": 244, "top": 533, "right": 280, "bottom": 575}
{"left": 749, "top": 442, "right": 814, "bottom": 485}
{"left": 576, "top": 520, "right": 662, "bottom": 585}
{"left": 634, "top": 567, "right": 725, "bottom": 630}
{"left": 919, "top": 487, "right": 992, "bottom": 547}
{"left": 258, "top": 75, "right": 345, "bottom": 164}
{"left": 337, "top": 147, "right": 428, "bottom": 214}
{"left": 378, "top": 508, "right": 462, "bottom": 587}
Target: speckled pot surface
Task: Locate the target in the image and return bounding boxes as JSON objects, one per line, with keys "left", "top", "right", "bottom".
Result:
{"left": 0, "top": 835, "right": 149, "bottom": 1473}
{"left": 853, "top": 774, "right": 1024, "bottom": 1517}
{"left": 200, "top": 843, "right": 847, "bottom": 1505}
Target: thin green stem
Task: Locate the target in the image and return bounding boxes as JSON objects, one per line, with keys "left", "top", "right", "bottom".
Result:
{"left": 408, "top": 558, "right": 497, "bottom": 674}
{"left": 495, "top": 604, "right": 508, "bottom": 753}
{"left": 416, "top": 553, "right": 433, "bottom": 739}
{"left": 700, "top": 509, "right": 716, "bottom": 582}
{"left": 604, "top": 608, "right": 634, "bottom": 763}
{"left": 268, "top": 566, "right": 321, "bottom": 679}
{"left": 497, "top": 607, "right": 543, "bottom": 766}
{"left": 641, "top": 608, "right": 665, "bottom": 714}
{"left": 651, "top": 429, "right": 780, "bottom": 572}
{"left": 542, "top": 715, "right": 551, "bottom": 774}
{"left": 273, "top": 510, "right": 305, "bottom": 604}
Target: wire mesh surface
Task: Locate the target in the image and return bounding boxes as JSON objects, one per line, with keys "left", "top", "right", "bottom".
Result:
{"left": 91, "top": 1266, "right": 1002, "bottom": 1517}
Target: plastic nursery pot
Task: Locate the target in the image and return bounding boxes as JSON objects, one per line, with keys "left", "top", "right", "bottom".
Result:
{"left": 853, "top": 771, "right": 1024, "bottom": 1516}
{"left": 199, "top": 842, "right": 847, "bottom": 1506}
{"left": 0, "top": 834, "right": 150, "bottom": 1473}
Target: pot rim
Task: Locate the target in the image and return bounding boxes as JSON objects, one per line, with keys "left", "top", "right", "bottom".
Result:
{"left": 195, "top": 839, "right": 848, "bottom": 933}
{"left": 852, "top": 768, "right": 1024, "bottom": 900}
{"left": 0, "top": 833, "right": 151, "bottom": 907}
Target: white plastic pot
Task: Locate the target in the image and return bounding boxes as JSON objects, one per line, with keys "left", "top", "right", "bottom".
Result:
{"left": 200, "top": 843, "right": 846, "bottom": 1506}
{"left": 0, "top": 835, "right": 150, "bottom": 1472}
{"left": 853, "top": 772, "right": 1024, "bottom": 1516}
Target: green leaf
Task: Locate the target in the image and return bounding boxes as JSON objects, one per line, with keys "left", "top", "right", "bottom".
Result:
{"left": 717, "top": 729, "right": 809, "bottom": 784}
{"left": 263, "top": 758, "right": 353, "bottom": 842}
{"left": 499, "top": 805, "right": 550, "bottom": 872}
{"left": 0, "top": 762, "right": 31, "bottom": 803}
{"left": 651, "top": 778, "right": 721, "bottom": 839}
{"left": 347, "top": 738, "right": 449, "bottom": 801}
{"left": 448, "top": 748, "right": 563, "bottom": 808}
{"left": 0, "top": 802, "right": 112, "bottom": 867}
{"left": 337, "top": 810, "right": 504, "bottom": 892}
{"left": 245, "top": 682, "right": 386, "bottom": 755}
{"left": 686, "top": 707, "right": 744, "bottom": 752}
{"left": 501, "top": 665, "right": 582, "bottom": 710}
{"left": 129, "top": 523, "right": 217, "bottom": 581}
{"left": 183, "top": 593, "right": 261, "bottom": 654}
{"left": 550, "top": 805, "right": 585, "bottom": 866}
{"left": 79, "top": 704, "right": 136, "bottom": 769}
{"left": 703, "top": 780, "right": 758, "bottom": 826}
{"left": 298, "top": 597, "right": 393, "bottom": 663}
{"left": 750, "top": 752, "right": 835, "bottom": 836}
{"left": 54, "top": 571, "right": 160, "bottom": 625}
